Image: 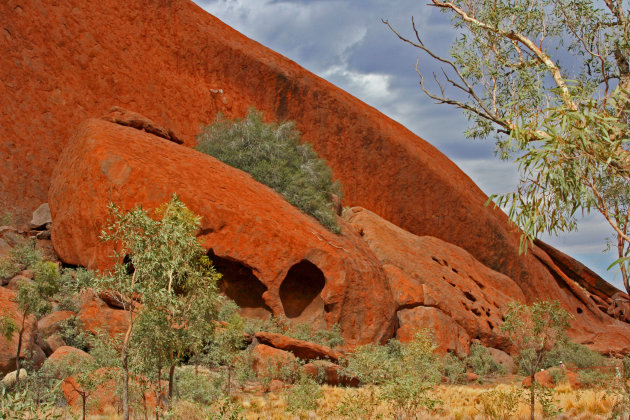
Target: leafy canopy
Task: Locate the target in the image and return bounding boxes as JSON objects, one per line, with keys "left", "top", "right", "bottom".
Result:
{"left": 386, "top": 0, "right": 630, "bottom": 293}
{"left": 196, "top": 109, "right": 343, "bottom": 233}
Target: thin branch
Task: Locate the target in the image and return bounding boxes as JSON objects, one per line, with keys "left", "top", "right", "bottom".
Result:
{"left": 430, "top": 0, "right": 574, "bottom": 108}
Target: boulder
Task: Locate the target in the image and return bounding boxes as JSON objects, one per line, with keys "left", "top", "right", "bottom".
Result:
{"left": 396, "top": 306, "right": 471, "bottom": 356}
{"left": 37, "top": 310, "right": 75, "bottom": 337}
{"left": 268, "top": 379, "right": 285, "bottom": 392}
{"left": 254, "top": 332, "right": 342, "bottom": 362}
{"left": 565, "top": 370, "right": 582, "bottom": 389}
{"left": 251, "top": 344, "right": 297, "bottom": 379}
{"left": 61, "top": 367, "right": 163, "bottom": 415}
{"left": 608, "top": 292, "right": 630, "bottom": 323}
{"left": 45, "top": 346, "right": 93, "bottom": 372}
{"left": 100, "top": 106, "right": 182, "bottom": 144}
{"left": 76, "top": 290, "right": 129, "bottom": 338}
{"left": 45, "top": 334, "right": 67, "bottom": 355}
{"left": 6, "top": 275, "right": 32, "bottom": 291}
{"left": 1, "top": 369, "right": 27, "bottom": 387}
{"left": 344, "top": 207, "right": 524, "bottom": 352}
{"left": 522, "top": 370, "right": 554, "bottom": 388}
{"left": 49, "top": 118, "right": 395, "bottom": 346}
{"left": 0, "top": 287, "right": 40, "bottom": 375}
{"left": 465, "top": 372, "right": 479, "bottom": 383}
{"left": 30, "top": 203, "right": 51, "bottom": 229}
{"left": 487, "top": 347, "right": 515, "bottom": 374}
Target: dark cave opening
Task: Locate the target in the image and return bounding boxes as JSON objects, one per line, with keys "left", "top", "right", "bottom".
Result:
{"left": 279, "top": 260, "right": 326, "bottom": 322}
{"left": 208, "top": 250, "right": 272, "bottom": 320}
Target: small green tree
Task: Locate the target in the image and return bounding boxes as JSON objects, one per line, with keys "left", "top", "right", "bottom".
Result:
{"left": 204, "top": 300, "right": 246, "bottom": 396}
{"left": 196, "top": 109, "right": 343, "bottom": 233}
{"left": 93, "top": 195, "right": 222, "bottom": 420}
{"left": 8, "top": 261, "right": 60, "bottom": 382}
{"left": 501, "top": 300, "right": 571, "bottom": 420}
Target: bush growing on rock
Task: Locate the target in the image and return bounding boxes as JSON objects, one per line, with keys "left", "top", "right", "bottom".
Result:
{"left": 196, "top": 109, "right": 343, "bottom": 233}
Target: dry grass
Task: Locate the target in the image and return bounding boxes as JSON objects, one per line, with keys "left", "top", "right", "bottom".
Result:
{"left": 61, "top": 379, "right": 628, "bottom": 419}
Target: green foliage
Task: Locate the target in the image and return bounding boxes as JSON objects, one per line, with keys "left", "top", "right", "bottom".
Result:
{"left": 243, "top": 316, "right": 344, "bottom": 348}
{"left": 578, "top": 369, "right": 615, "bottom": 388}
{"left": 0, "top": 211, "right": 12, "bottom": 226}
{"left": 341, "top": 330, "right": 442, "bottom": 416}
{"left": 477, "top": 386, "right": 523, "bottom": 420}
{"left": 501, "top": 301, "right": 571, "bottom": 378}
{"left": 173, "top": 368, "right": 223, "bottom": 406}
{"left": 0, "top": 313, "right": 17, "bottom": 341}
{"left": 545, "top": 340, "right": 605, "bottom": 369}
{"left": 0, "top": 239, "right": 42, "bottom": 280}
{"left": 536, "top": 384, "right": 562, "bottom": 418}
{"left": 57, "top": 316, "right": 91, "bottom": 351}
{"left": 284, "top": 373, "right": 323, "bottom": 414}
{"left": 468, "top": 343, "right": 504, "bottom": 376}
{"left": 501, "top": 300, "right": 571, "bottom": 419}
{"left": 442, "top": 353, "right": 466, "bottom": 384}
{"left": 93, "top": 194, "right": 223, "bottom": 418}
{"left": 342, "top": 341, "right": 400, "bottom": 386}
{"left": 0, "top": 387, "right": 61, "bottom": 420}
{"left": 196, "top": 109, "right": 343, "bottom": 233}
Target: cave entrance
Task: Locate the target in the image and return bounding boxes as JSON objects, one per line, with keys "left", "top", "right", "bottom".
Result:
{"left": 279, "top": 260, "right": 326, "bottom": 326}
{"left": 208, "top": 250, "right": 271, "bottom": 320}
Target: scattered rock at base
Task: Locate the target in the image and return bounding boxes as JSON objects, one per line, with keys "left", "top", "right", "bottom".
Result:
{"left": 30, "top": 203, "right": 52, "bottom": 230}
{"left": 1, "top": 369, "right": 27, "bottom": 387}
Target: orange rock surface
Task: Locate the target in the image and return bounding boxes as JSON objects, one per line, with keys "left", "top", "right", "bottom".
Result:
{"left": 344, "top": 207, "right": 630, "bottom": 354}
{"left": 49, "top": 119, "right": 395, "bottom": 346}
{"left": 3, "top": 0, "right": 628, "bottom": 349}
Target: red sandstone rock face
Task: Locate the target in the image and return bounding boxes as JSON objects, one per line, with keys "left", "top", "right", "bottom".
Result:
{"left": 49, "top": 119, "right": 395, "bottom": 346}
{"left": 76, "top": 290, "right": 129, "bottom": 338}
{"left": 344, "top": 207, "right": 524, "bottom": 353}
{"left": 344, "top": 207, "right": 630, "bottom": 354}
{"left": 2, "top": 0, "right": 628, "bottom": 349}
{"left": 1, "top": 0, "right": 624, "bottom": 307}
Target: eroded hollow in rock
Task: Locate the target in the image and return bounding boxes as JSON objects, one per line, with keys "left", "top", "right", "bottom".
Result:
{"left": 279, "top": 260, "right": 326, "bottom": 326}
{"left": 209, "top": 250, "right": 272, "bottom": 320}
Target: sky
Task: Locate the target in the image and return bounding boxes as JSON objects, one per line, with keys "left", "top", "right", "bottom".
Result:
{"left": 195, "top": 0, "right": 625, "bottom": 292}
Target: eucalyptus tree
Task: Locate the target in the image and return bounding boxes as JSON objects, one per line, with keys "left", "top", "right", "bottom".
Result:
{"left": 94, "top": 195, "right": 222, "bottom": 420}
{"left": 385, "top": 0, "right": 630, "bottom": 293}
{"left": 501, "top": 300, "right": 571, "bottom": 420}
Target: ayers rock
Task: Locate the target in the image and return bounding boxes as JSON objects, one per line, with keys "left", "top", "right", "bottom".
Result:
{"left": 2, "top": 0, "right": 630, "bottom": 351}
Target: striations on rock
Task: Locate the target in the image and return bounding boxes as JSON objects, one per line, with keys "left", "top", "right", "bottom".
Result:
{"left": 49, "top": 118, "right": 395, "bottom": 346}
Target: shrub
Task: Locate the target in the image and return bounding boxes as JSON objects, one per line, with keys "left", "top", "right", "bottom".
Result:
{"left": 442, "top": 353, "right": 466, "bottom": 384}
{"left": 196, "top": 109, "right": 343, "bottom": 233}
{"left": 243, "top": 316, "right": 344, "bottom": 348}
{"left": 0, "top": 387, "right": 61, "bottom": 420}
{"left": 174, "top": 368, "right": 223, "bottom": 405}
{"left": 546, "top": 340, "right": 605, "bottom": 369}
{"left": 477, "top": 386, "right": 523, "bottom": 420}
{"left": 0, "top": 239, "right": 42, "bottom": 280}
{"left": 284, "top": 373, "right": 323, "bottom": 414}
{"left": 468, "top": 343, "right": 504, "bottom": 376}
